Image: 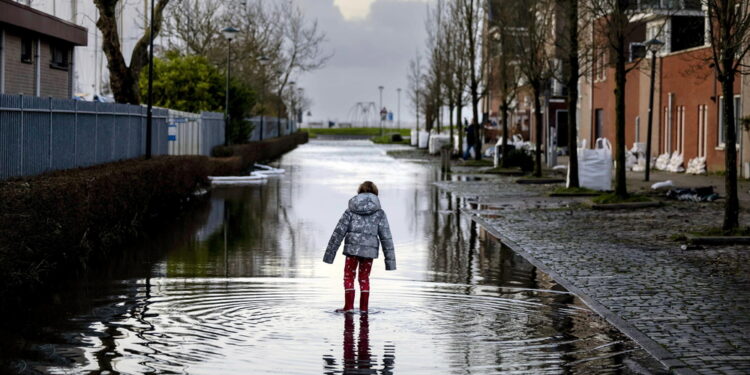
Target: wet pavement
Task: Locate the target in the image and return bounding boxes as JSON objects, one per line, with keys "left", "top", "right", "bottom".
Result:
{"left": 0, "top": 140, "right": 655, "bottom": 374}
{"left": 433, "top": 164, "right": 750, "bottom": 375}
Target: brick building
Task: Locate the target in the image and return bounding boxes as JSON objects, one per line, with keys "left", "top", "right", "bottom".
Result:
{"left": 483, "top": 0, "right": 570, "bottom": 158}
{"left": 0, "top": 0, "right": 87, "bottom": 98}
{"left": 579, "top": 3, "right": 744, "bottom": 173}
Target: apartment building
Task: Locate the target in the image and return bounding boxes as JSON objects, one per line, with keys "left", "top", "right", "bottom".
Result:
{"left": 579, "top": 0, "right": 742, "bottom": 172}
{"left": 0, "top": 0, "right": 87, "bottom": 98}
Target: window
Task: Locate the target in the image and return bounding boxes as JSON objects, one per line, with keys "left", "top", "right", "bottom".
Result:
{"left": 21, "top": 38, "right": 32, "bottom": 63}
{"left": 718, "top": 96, "right": 741, "bottom": 146}
{"left": 50, "top": 45, "right": 69, "bottom": 69}
{"left": 630, "top": 43, "right": 646, "bottom": 62}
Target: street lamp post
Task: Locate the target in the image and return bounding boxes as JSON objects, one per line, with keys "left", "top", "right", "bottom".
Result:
{"left": 378, "top": 85, "right": 384, "bottom": 136}
{"left": 644, "top": 38, "right": 664, "bottom": 181}
{"left": 397, "top": 88, "right": 401, "bottom": 129}
{"left": 222, "top": 27, "right": 239, "bottom": 146}
{"left": 145, "top": 0, "right": 155, "bottom": 159}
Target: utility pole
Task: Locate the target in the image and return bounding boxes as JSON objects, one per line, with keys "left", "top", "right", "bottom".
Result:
{"left": 397, "top": 88, "right": 402, "bottom": 129}
{"left": 378, "top": 85, "right": 384, "bottom": 136}
{"left": 145, "top": 0, "right": 154, "bottom": 159}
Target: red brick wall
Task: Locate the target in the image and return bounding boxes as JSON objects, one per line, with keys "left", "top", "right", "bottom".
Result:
{"left": 591, "top": 64, "right": 641, "bottom": 152}
{"left": 658, "top": 48, "right": 739, "bottom": 172}
{"left": 591, "top": 46, "right": 741, "bottom": 171}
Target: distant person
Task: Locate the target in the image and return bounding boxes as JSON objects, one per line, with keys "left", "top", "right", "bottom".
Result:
{"left": 323, "top": 181, "right": 396, "bottom": 313}
{"left": 464, "top": 121, "right": 479, "bottom": 160}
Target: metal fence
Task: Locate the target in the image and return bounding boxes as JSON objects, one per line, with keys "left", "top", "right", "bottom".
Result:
{"left": 167, "top": 110, "right": 224, "bottom": 156}
{"left": 248, "top": 116, "right": 297, "bottom": 141}
{"left": 0, "top": 94, "right": 169, "bottom": 180}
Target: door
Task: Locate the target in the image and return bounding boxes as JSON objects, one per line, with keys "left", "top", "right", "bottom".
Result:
{"left": 595, "top": 109, "right": 604, "bottom": 143}
{"left": 556, "top": 110, "right": 569, "bottom": 150}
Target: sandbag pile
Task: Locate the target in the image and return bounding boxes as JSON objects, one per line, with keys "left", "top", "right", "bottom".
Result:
{"left": 685, "top": 157, "right": 707, "bottom": 175}
{"left": 666, "top": 152, "right": 685, "bottom": 173}
{"left": 655, "top": 153, "right": 670, "bottom": 171}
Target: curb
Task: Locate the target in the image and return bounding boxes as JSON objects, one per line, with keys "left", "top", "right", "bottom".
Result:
{"left": 516, "top": 178, "right": 565, "bottom": 184}
{"left": 467, "top": 211, "right": 698, "bottom": 375}
{"left": 687, "top": 235, "right": 750, "bottom": 245}
{"left": 591, "top": 201, "right": 663, "bottom": 210}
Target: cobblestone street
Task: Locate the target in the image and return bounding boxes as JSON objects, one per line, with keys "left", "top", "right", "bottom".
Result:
{"left": 434, "top": 166, "right": 750, "bottom": 375}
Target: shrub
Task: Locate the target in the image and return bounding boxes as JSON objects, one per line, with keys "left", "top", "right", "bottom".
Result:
{"left": 502, "top": 149, "right": 534, "bottom": 172}
{"left": 210, "top": 131, "right": 309, "bottom": 174}
{"left": 0, "top": 156, "right": 213, "bottom": 308}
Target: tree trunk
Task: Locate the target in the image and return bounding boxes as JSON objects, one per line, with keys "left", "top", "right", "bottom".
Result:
{"left": 533, "top": 85, "right": 543, "bottom": 177}
{"left": 614, "top": 42, "right": 628, "bottom": 197}
{"left": 501, "top": 102, "right": 510, "bottom": 167}
{"left": 449, "top": 104, "right": 455, "bottom": 148}
{"left": 472, "top": 87, "right": 481, "bottom": 161}
{"left": 566, "top": 0, "right": 580, "bottom": 188}
{"left": 721, "top": 67, "right": 739, "bottom": 231}
{"left": 94, "top": 0, "right": 169, "bottom": 104}
{"left": 457, "top": 102, "right": 463, "bottom": 154}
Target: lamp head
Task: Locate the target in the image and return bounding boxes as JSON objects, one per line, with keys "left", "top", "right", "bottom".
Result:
{"left": 645, "top": 38, "right": 664, "bottom": 53}
{"left": 222, "top": 27, "right": 239, "bottom": 41}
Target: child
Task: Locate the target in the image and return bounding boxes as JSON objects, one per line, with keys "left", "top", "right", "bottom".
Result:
{"left": 323, "top": 181, "right": 396, "bottom": 313}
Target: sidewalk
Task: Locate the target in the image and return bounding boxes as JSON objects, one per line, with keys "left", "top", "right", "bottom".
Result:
{"left": 434, "top": 166, "right": 750, "bottom": 375}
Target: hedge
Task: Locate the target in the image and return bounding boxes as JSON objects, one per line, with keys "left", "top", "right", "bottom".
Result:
{"left": 0, "top": 131, "right": 308, "bottom": 310}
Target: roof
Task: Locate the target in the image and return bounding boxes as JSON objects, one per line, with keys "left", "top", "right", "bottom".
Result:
{"left": 0, "top": 0, "right": 87, "bottom": 46}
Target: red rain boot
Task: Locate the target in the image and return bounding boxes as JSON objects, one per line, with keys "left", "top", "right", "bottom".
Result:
{"left": 337, "top": 290, "right": 355, "bottom": 312}
{"left": 359, "top": 291, "right": 370, "bottom": 313}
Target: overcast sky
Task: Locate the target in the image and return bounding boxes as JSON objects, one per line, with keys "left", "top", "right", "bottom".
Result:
{"left": 295, "top": 0, "right": 430, "bottom": 124}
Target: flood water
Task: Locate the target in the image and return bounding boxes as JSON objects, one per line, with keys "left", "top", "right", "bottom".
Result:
{"left": 2, "top": 140, "right": 645, "bottom": 374}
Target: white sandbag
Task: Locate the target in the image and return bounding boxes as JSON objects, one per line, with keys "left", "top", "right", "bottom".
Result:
{"left": 651, "top": 180, "right": 674, "bottom": 190}
{"left": 625, "top": 151, "right": 637, "bottom": 170}
{"left": 572, "top": 137, "right": 612, "bottom": 191}
{"left": 411, "top": 129, "right": 418, "bottom": 146}
{"left": 686, "top": 156, "right": 707, "bottom": 175}
{"left": 655, "top": 153, "right": 670, "bottom": 171}
{"left": 632, "top": 157, "right": 646, "bottom": 172}
{"left": 428, "top": 135, "right": 451, "bottom": 154}
{"left": 666, "top": 152, "right": 685, "bottom": 173}
{"left": 418, "top": 131, "right": 429, "bottom": 149}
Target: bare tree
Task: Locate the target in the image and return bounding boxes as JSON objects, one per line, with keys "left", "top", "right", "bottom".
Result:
{"left": 456, "top": 0, "right": 489, "bottom": 160}
{"left": 164, "top": 0, "right": 222, "bottom": 56}
{"left": 704, "top": 0, "right": 750, "bottom": 231}
{"left": 94, "top": 0, "right": 170, "bottom": 104}
{"left": 585, "top": 0, "right": 674, "bottom": 197}
{"left": 511, "top": 0, "right": 557, "bottom": 176}
{"left": 408, "top": 52, "right": 425, "bottom": 135}
{"left": 487, "top": 0, "right": 522, "bottom": 167}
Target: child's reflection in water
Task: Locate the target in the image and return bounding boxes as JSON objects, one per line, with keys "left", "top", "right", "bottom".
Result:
{"left": 325, "top": 314, "right": 394, "bottom": 375}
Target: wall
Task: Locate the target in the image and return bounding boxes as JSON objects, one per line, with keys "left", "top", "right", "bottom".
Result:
{"left": 588, "top": 45, "right": 741, "bottom": 172}
{"left": 3, "top": 29, "right": 35, "bottom": 95}
{"left": 39, "top": 39, "right": 71, "bottom": 98}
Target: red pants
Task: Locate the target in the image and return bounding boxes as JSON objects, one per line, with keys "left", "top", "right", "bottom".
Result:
{"left": 343, "top": 256, "right": 373, "bottom": 291}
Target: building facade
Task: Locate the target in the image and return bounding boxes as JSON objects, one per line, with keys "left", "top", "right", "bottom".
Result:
{"left": 0, "top": 0, "right": 87, "bottom": 98}
{"left": 579, "top": 3, "right": 743, "bottom": 173}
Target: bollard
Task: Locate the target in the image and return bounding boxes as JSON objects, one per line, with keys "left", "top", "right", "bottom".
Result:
{"left": 440, "top": 145, "right": 451, "bottom": 173}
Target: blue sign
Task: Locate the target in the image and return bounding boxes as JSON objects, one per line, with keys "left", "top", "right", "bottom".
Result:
{"left": 387, "top": 112, "right": 394, "bottom": 121}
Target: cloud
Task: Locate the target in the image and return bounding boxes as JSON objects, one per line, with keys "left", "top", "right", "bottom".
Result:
{"left": 296, "top": 0, "right": 431, "bottom": 123}
{"left": 333, "top": 0, "right": 376, "bottom": 20}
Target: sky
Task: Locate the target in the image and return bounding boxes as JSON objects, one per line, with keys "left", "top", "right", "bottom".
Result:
{"left": 295, "top": 0, "right": 430, "bottom": 125}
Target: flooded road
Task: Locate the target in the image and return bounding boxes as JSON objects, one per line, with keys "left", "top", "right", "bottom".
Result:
{"left": 2, "top": 140, "right": 646, "bottom": 374}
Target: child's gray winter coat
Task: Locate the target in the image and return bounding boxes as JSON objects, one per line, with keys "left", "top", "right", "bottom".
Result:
{"left": 323, "top": 193, "right": 396, "bottom": 270}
